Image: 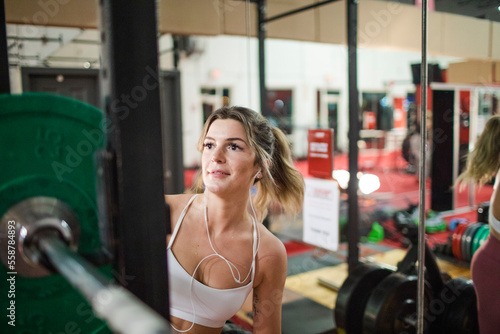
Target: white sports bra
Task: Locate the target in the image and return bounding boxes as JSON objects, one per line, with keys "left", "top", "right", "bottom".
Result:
{"left": 489, "top": 169, "right": 500, "bottom": 234}
{"left": 167, "top": 195, "right": 257, "bottom": 329}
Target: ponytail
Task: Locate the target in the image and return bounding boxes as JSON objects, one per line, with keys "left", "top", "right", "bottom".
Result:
{"left": 456, "top": 115, "right": 500, "bottom": 188}
{"left": 254, "top": 127, "right": 304, "bottom": 217}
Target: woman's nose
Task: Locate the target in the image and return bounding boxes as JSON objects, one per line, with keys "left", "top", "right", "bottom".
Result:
{"left": 211, "top": 146, "right": 225, "bottom": 163}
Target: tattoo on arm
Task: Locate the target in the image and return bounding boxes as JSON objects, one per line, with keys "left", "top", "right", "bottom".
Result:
{"left": 253, "top": 293, "right": 259, "bottom": 319}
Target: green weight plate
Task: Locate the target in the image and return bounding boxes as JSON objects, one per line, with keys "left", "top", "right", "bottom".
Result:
{"left": 464, "top": 223, "right": 483, "bottom": 262}
{"left": 479, "top": 225, "right": 490, "bottom": 248}
{"left": 468, "top": 223, "right": 483, "bottom": 261}
{"left": 334, "top": 263, "right": 393, "bottom": 334}
{"left": 426, "top": 221, "right": 446, "bottom": 233}
{"left": 477, "top": 225, "right": 490, "bottom": 254}
{"left": 472, "top": 224, "right": 489, "bottom": 256}
{"left": 0, "top": 93, "right": 110, "bottom": 333}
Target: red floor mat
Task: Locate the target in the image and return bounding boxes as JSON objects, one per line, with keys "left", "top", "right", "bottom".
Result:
{"left": 283, "top": 240, "right": 315, "bottom": 256}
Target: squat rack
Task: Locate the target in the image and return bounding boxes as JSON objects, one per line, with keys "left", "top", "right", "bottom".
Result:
{"left": 0, "top": 0, "right": 432, "bottom": 332}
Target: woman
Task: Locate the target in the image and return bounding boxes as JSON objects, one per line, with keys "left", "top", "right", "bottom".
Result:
{"left": 165, "top": 106, "right": 304, "bottom": 333}
{"left": 457, "top": 115, "right": 500, "bottom": 334}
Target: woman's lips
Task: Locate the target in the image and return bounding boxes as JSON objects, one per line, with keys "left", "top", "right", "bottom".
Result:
{"left": 209, "top": 170, "right": 229, "bottom": 176}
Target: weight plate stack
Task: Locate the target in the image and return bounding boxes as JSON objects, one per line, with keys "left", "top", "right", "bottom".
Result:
{"left": 334, "top": 263, "right": 393, "bottom": 334}
{"left": 0, "top": 93, "right": 110, "bottom": 333}
{"left": 363, "top": 272, "right": 433, "bottom": 334}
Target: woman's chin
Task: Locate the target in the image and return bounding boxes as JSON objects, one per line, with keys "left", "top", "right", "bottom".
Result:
{"left": 203, "top": 182, "right": 225, "bottom": 194}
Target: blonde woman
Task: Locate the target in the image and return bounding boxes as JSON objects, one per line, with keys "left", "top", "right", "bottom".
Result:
{"left": 457, "top": 115, "right": 500, "bottom": 334}
{"left": 165, "top": 106, "right": 304, "bottom": 333}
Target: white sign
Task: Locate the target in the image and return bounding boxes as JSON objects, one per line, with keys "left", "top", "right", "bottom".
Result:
{"left": 303, "top": 178, "right": 340, "bottom": 252}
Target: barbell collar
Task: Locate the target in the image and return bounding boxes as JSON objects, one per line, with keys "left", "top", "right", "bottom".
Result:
{"left": 0, "top": 196, "right": 80, "bottom": 277}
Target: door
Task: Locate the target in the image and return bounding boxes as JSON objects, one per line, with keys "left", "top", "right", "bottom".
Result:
{"left": 21, "top": 68, "right": 99, "bottom": 107}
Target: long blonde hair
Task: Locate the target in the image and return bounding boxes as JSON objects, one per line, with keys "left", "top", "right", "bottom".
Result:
{"left": 456, "top": 115, "right": 500, "bottom": 187}
{"left": 193, "top": 106, "right": 305, "bottom": 218}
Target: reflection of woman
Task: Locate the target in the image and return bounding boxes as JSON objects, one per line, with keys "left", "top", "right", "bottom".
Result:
{"left": 165, "top": 106, "right": 304, "bottom": 333}
{"left": 457, "top": 115, "right": 500, "bottom": 334}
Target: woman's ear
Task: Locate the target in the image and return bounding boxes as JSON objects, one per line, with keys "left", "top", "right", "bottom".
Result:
{"left": 261, "top": 159, "right": 271, "bottom": 178}
{"left": 255, "top": 168, "right": 262, "bottom": 179}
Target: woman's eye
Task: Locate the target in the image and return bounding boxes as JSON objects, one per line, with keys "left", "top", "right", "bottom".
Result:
{"left": 204, "top": 143, "right": 213, "bottom": 149}
{"left": 229, "top": 144, "right": 240, "bottom": 150}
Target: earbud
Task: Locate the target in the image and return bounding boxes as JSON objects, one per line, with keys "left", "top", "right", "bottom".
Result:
{"left": 254, "top": 168, "right": 262, "bottom": 180}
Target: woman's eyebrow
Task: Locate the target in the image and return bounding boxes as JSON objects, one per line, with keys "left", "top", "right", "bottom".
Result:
{"left": 227, "top": 137, "right": 248, "bottom": 145}
{"left": 205, "top": 136, "right": 248, "bottom": 145}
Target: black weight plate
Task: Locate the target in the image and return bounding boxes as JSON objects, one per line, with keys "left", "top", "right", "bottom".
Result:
{"left": 363, "top": 273, "right": 433, "bottom": 334}
{"left": 430, "top": 278, "right": 479, "bottom": 334}
{"left": 334, "top": 263, "right": 392, "bottom": 334}
{"left": 466, "top": 223, "right": 482, "bottom": 262}
{"left": 445, "top": 280, "right": 478, "bottom": 334}
{"left": 459, "top": 224, "right": 470, "bottom": 262}
{"left": 461, "top": 224, "right": 474, "bottom": 262}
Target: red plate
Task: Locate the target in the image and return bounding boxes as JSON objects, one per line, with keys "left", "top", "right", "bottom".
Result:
{"left": 452, "top": 222, "right": 468, "bottom": 261}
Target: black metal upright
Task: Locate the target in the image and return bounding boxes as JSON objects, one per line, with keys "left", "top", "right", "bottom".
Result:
{"left": 257, "top": 0, "right": 268, "bottom": 117}
{"left": 100, "top": 0, "right": 169, "bottom": 319}
{"left": 172, "top": 35, "right": 179, "bottom": 70}
{"left": 161, "top": 71, "right": 184, "bottom": 196}
{"left": 0, "top": 0, "right": 10, "bottom": 94}
{"left": 347, "top": 0, "right": 360, "bottom": 273}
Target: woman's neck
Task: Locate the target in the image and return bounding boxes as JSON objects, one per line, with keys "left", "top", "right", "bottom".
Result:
{"left": 202, "top": 192, "right": 252, "bottom": 233}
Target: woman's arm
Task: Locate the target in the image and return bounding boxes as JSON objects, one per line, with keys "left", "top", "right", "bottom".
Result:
{"left": 251, "top": 231, "right": 287, "bottom": 334}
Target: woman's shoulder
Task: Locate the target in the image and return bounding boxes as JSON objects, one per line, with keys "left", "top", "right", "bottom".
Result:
{"left": 256, "top": 225, "right": 287, "bottom": 267}
{"left": 165, "top": 193, "right": 199, "bottom": 216}
{"left": 165, "top": 193, "right": 197, "bottom": 206}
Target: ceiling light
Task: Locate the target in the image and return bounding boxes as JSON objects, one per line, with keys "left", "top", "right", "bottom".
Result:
{"left": 358, "top": 173, "right": 381, "bottom": 195}
{"left": 332, "top": 170, "right": 350, "bottom": 189}
{"left": 331, "top": 169, "right": 381, "bottom": 195}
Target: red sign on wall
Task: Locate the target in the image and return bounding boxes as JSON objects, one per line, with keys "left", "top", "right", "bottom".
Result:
{"left": 307, "top": 129, "right": 334, "bottom": 179}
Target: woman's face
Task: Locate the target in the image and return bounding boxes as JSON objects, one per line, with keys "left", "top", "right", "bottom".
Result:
{"left": 201, "top": 119, "right": 259, "bottom": 196}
